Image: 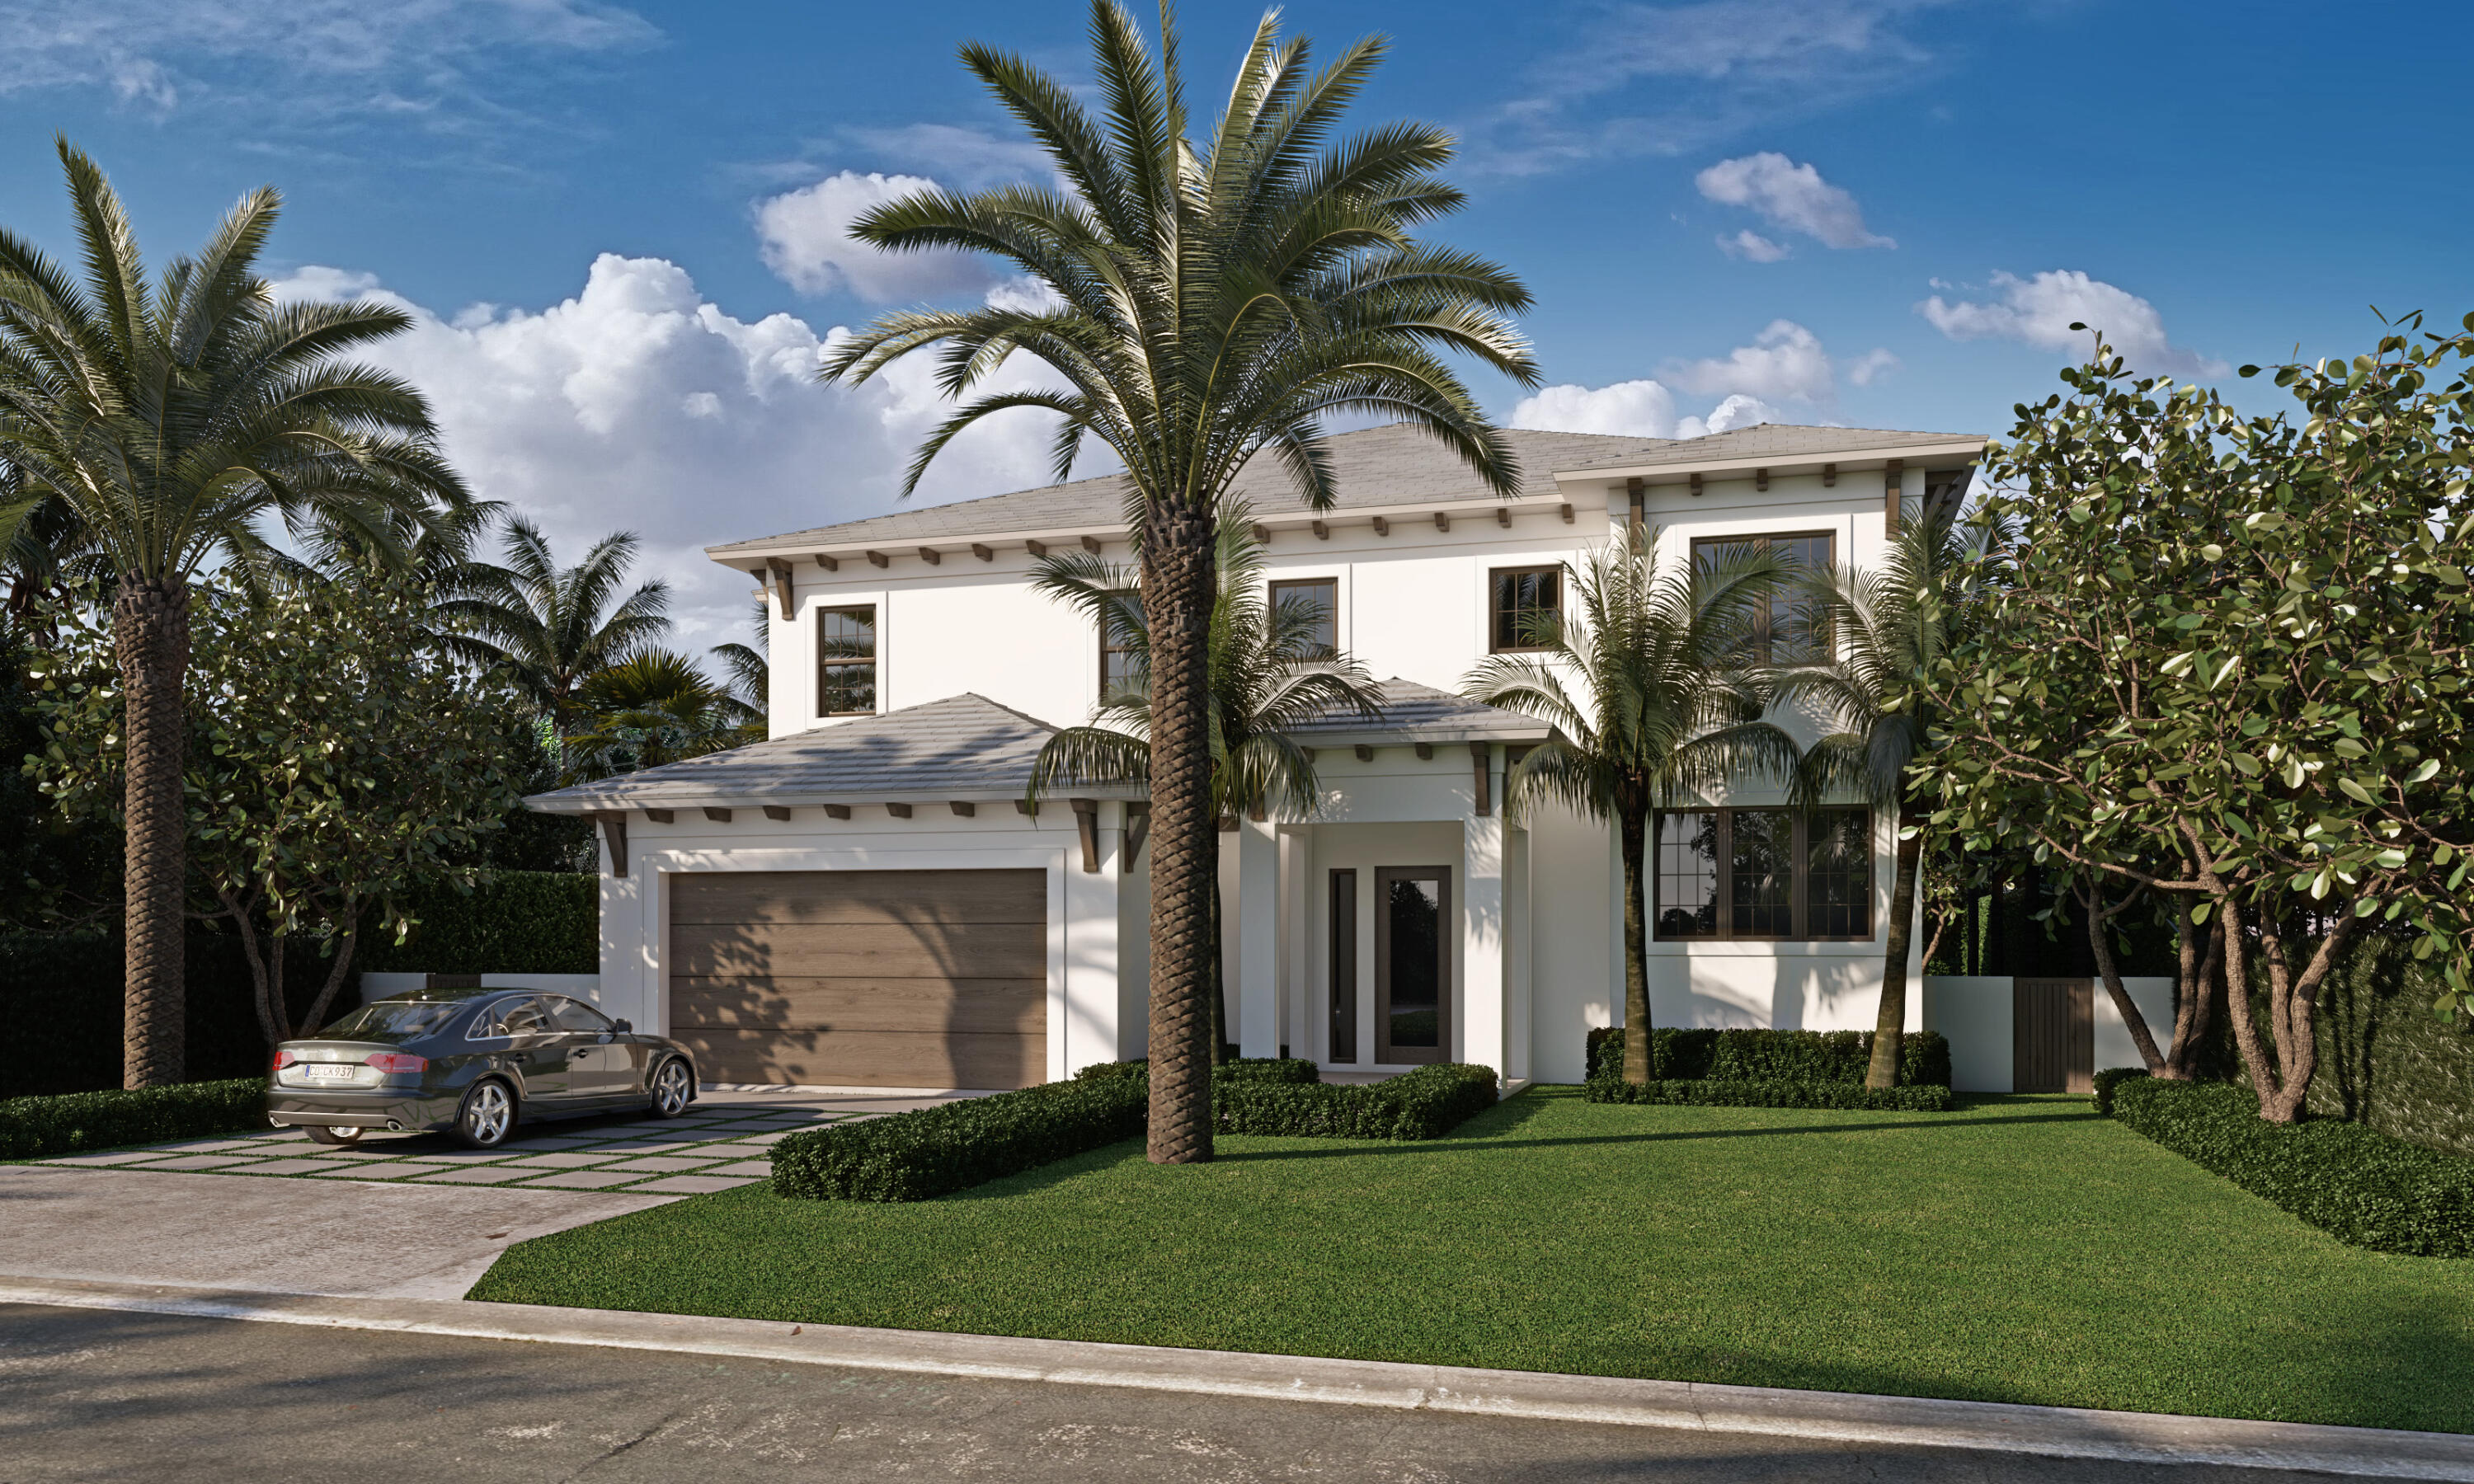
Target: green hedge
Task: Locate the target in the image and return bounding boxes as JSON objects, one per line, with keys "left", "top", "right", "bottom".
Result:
{"left": 2091, "top": 1065, "right": 2148, "bottom": 1115}
{"left": 2310, "top": 937, "right": 2474, "bottom": 1157}
{"left": 2108, "top": 1078, "right": 2474, "bottom": 1257}
{"left": 355, "top": 871, "right": 597, "bottom": 976}
{"left": 0, "top": 1078, "right": 269, "bottom": 1161}
{"left": 1216, "top": 1063, "right": 1498, "bottom": 1139}
{"left": 1586, "top": 1027, "right": 1952, "bottom": 1088}
{"left": 1584, "top": 1076, "right": 1955, "bottom": 1112}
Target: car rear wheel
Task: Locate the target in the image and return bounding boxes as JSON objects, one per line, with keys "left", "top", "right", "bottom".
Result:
{"left": 303, "top": 1125, "right": 364, "bottom": 1147}
{"left": 455, "top": 1080, "right": 516, "bottom": 1148}
{"left": 647, "top": 1059, "right": 694, "bottom": 1118}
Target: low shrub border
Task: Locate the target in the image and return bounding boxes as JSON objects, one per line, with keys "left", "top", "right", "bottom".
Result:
{"left": 0, "top": 1078, "right": 270, "bottom": 1161}
{"left": 1585, "top": 1027, "right": 1952, "bottom": 1088}
{"left": 2091, "top": 1065, "right": 2148, "bottom": 1115}
{"left": 2107, "top": 1077, "right": 2474, "bottom": 1257}
{"left": 1585, "top": 1076, "right": 1954, "bottom": 1112}
{"left": 773, "top": 1059, "right": 1499, "bottom": 1202}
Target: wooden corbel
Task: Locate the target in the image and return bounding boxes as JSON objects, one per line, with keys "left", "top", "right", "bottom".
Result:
{"left": 703, "top": 806, "right": 732, "bottom": 822}
{"left": 1494, "top": 505, "right": 1511, "bottom": 528}
{"left": 1470, "top": 741, "right": 1493, "bottom": 817}
{"left": 1371, "top": 515, "right": 1390, "bottom": 537}
{"left": 766, "top": 558, "right": 795, "bottom": 618}
{"left": 1884, "top": 458, "right": 1907, "bottom": 535}
{"left": 1124, "top": 802, "right": 1151, "bottom": 864}
{"left": 1070, "top": 798, "right": 1099, "bottom": 872}
{"left": 763, "top": 805, "right": 792, "bottom": 821}
{"left": 1433, "top": 510, "right": 1451, "bottom": 533}
{"left": 590, "top": 811, "right": 628, "bottom": 877}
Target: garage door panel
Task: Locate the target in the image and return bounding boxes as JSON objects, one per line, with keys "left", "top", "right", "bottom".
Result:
{"left": 670, "top": 976, "right": 1044, "bottom": 1036}
{"left": 670, "top": 869, "right": 1046, "bottom": 927}
{"left": 670, "top": 923, "right": 1045, "bottom": 979}
{"left": 678, "top": 1027, "right": 1042, "bottom": 1091}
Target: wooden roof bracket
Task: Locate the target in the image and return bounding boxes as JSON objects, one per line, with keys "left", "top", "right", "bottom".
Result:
{"left": 1070, "top": 798, "right": 1100, "bottom": 872}
{"left": 1885, "top": 458, "right": 1907, "bottom": 536}
{"left": 1470, "top": 741, "right": 1492, "bottom": 817}
{"left": 1124, "top": 801, "right": 1151, "bottom": 864}
{"left": 1625, "top": 477, "right": 1644, "bottom": 533}
{"left": 590, "top": 811, "right": 627, "bottom": 877}
{"left": 764, "top": 558, "right": 795, "bottom": 619}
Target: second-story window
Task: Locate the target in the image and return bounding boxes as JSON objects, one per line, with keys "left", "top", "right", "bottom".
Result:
{"left": 1691, "top": 532, "right": 1833, "bottom": 666}
{"left": 1489, "top": 566, "right": 1559, "bottom": 652}
{"left": 816, "top": 605, "right": 877, "bottom": 716}
{"left": 1099, "top": 589, "right": 1144, "bottom": 701}
{"left": 1268, "top": 578, "right": 1337, "bottom": 660}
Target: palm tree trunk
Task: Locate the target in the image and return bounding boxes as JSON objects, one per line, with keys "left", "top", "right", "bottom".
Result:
{"left": 1617, "top": 807, "right": 1653, "bottom": 1084}
{"left": 1142, "top": 506, "right": 1219, "bottom": 1163}
{"left": 1865, "top": 804, "right": 1923, "bottom": 1090}
{"left": 115, "top": 577, "right": 190, "bottom": 1089}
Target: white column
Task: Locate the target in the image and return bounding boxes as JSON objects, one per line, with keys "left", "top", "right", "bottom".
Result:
{"left": 1462, "top": 810, "right": 1507, "bottom": 1076}
{"left": 1237, "top": 814, "right": 1281, "bottom": 1059}
{"left": 1505, "top": 821, "right": 1531, "bottom": 1083}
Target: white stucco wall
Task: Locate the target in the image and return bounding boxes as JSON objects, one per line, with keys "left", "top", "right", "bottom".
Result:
{"left": 1922, "top": 974, "right": 2177, "bottom": 1092}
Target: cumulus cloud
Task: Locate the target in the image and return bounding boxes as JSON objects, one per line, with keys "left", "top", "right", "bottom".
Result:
{"left": 1917, "top": 270, "right": 2227, "bottom": 378}
{"left": 275, "top": 254, "right": 1074, "bottom": 645}
{"left": 1717, "top": 229, "right": 1790, "bottom": 262}
{"left": 1512, "top": 320, "right": 1906, "bottom": 441}
{"left": 1509, "top": 379, "right": 1790, "bottom": 443}
{"left": 754, "top": 171, "right": 995, "bottom": 303}
{"left": 1844, "top": 347, "right": 1900, "bottom": 386}
{"left": 1662, "top": 319, "right": 1837, "bottom": 404}
{"left": 1696, "top": 153, "right": 1893, "bottom": 251}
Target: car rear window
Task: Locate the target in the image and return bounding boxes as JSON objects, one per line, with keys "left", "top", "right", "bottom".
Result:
{"left": 319, "top": 1000, "right": 466, "bottom": 1039}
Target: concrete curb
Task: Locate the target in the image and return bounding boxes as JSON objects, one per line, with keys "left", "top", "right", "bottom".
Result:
{"left": 5, "top": 1274, "right": 2467, "bottom": 1479}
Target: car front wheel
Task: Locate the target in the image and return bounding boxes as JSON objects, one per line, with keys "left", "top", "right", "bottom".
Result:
{"left": 455, "top": 1080, "right": 516, "bottom": 1148}
{"left": 647, "top": 1059, "right": 694, "bottom": 1119}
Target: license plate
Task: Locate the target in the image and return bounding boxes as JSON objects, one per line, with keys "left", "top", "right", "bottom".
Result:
{"left": 303, "top": 1064, "right": 356, "bottom": 1081}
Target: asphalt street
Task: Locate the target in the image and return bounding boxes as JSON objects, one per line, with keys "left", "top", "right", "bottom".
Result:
{"left": 0, "top": 1302, "right": 2358, "bottom": 1483}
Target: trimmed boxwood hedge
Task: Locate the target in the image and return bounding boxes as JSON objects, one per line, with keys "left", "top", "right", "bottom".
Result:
{"left": 2091, "top": 1065, "right": 2148, "bottom": 1115}
{"left": 1585, "top": 1027, "right": 1953, "bottom": 1088}
{"left": 2107, "top": 1076, "right": 2474, "bottom": 1257}
{"left": 0, "top": 1078, "right": 270, "bottom": 1161}
{"left": 774, "top": 1058, "right": 1500, "bottom": 1202}
{"left": 1585, "top": 1076, "right": 1954, "bottom": 1112}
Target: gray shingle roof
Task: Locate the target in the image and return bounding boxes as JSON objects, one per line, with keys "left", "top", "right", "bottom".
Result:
{"left": 1291, "top": 679, "right": 1554, "bottom": 745}
{"left": 707, "top": 421, "right": 1986, "bottom": 558}
{"left": 526, "top": 693, "right": 1098, "bottom": 812}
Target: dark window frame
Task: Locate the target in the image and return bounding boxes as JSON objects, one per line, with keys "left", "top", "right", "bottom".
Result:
{"left": 816, "top": 604, "right": 878, "bottom": 717}
{"left": 1098, "top": 589, "right": 1143, "bottom": 702}
{"left": 1488, "top": 566, "right": 1561, "bottom": 654}
{"left": 1651, "top": 805, "right": 1874, "bottom": 942}
{"left": 1688, "top": 530, "right": 1835, "bottom": 667}
{"left": 1268, "top": 576, "right": 1338, "bottom": 660}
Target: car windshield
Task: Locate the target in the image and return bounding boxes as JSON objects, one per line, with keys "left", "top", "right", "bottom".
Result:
{"left": 318, "top": 999, "right": 467, "bottom": 1040}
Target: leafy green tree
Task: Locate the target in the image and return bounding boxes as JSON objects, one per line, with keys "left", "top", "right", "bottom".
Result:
{"left": 1462, "top": 529, "right": 1799, "bottom": 1085}
{"left": 0, "top": 141, "right": 466, "bottom": 1086}
{"left": 30, "top": 575, "right": 528, "bottom": 1046}
{"left": 1026, "top": 517, "right": 1385, "bottom": 1059}
{"left": 433, "top": 516, "right": 670, "bottom": 728}
{"left": 562, "top": 649, "right": 762, "bottom": 781}
{"left": 823, "top": 2, "right": 1534, "bottom": 1161}
{"left": 1774, "top": 502, "right": 2013, "bottom": 1087}
{"left": 1925, "top": 320, "right": 2474, "bottom": 1121}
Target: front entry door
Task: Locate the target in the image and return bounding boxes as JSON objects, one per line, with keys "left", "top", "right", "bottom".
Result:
{"left": 1375, "top": 866, "right": 1450, "bottom": 1064}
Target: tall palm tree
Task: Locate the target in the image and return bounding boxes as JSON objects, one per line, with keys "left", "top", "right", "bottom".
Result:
{"left": 0, "top": 140, "right": 467, "bottom": 1088}
{"left": 1027, "top": 516, "right": 1385, "bottom": 1059}
{"left": 432, "top": 515, "right": 670, "bottom": 728}
{"left": 709, "top": 599, "right": 769, "bottom": 721}
{"left": 1462, "top": 529, "right": 1798, "bottom": 1085}
{"left": 825, "top": 2, "right": 1534, "bottom": 1162}
{"left": 1775, "top": 501, "right": 2012, "bottom": 1087}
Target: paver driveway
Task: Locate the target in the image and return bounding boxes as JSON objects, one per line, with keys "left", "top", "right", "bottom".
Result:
{"left": 25, "top": 1092, "right": 929, "bottom": 1195}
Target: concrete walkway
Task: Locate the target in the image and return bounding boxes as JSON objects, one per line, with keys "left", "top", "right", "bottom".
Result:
{"left": 6, "top": 1275, "right": 2468, "bottom": 1480}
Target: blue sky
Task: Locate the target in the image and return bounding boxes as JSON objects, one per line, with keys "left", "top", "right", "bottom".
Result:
{"left": 1, "top": 0, "right": 2466, "bottom": 636}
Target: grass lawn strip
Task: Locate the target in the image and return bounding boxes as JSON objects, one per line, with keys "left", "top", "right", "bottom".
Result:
{"left": 11, "top": 1105, "right": 852, "bottom": 1194}
{"left": 472, "top": 1088, "right": 2474, "bottom": 1437}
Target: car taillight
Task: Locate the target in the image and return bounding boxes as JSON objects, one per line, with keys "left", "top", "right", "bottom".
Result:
{"left": 273, "top": 1050, "right": 296, "bottom": 1071}
{"left": 364, "top": 1053, "right": 426, "bottom": 1075}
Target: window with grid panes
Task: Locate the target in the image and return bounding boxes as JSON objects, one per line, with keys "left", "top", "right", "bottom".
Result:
{"left": 816, "top": 606, "right": 877, "bottom": 716}
{"left": 1651, "top": 806, "right": 1873, "bottom": 940}
{"left": 1690, "top": 532, "right": 1833, "bottom": 665}
{"left": 1098, "top": 589, "right": 1143, "bottom": 701}
{"left": 1489, "top": 566, "right": 1559, "bottom": 652}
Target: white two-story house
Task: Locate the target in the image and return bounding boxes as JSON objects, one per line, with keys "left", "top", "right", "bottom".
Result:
{"left": 531, "top": 420, "right": 1995, "bottom": 1091}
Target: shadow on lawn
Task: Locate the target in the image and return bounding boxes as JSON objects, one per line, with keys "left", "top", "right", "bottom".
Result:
{"left": 1215, "top": 1109, "right": 2096, "bottom": 1165}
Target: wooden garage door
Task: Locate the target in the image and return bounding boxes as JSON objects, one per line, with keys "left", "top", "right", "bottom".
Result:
{"left": 668, "top": 869, "right": 1047, "bottom": 1089}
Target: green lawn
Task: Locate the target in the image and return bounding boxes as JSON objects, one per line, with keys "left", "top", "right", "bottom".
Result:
{"left": 470, "top": 1088, "right": 2474, "bottom": 1434}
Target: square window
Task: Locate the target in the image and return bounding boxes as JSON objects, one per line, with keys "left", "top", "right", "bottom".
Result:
{"left": 817, "top": 606, "right": 876, "bottom": 716}
{"left": 1691, "top": 533, "right": 1834, "bottom": 666}
{"left": 1489, "top": 566, "right": 1560, "bottom": 652}
{"left": 1268, "top": 578, "right": 1337, "bottom": 660}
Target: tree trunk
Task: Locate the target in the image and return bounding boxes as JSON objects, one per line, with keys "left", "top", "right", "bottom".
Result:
{"left": 1141, "top": 505, "right": 1219, "bottom": 1163}
{"left": 2251, "top": 911, "right": 2356, "bottom": 1124}
{"left": 1617, "top": 806, "right": 1652, "bottom": 1084}
{"left": 2085, "top": 881, "right": 2166, "bottom": 1073}
{"left": 300, "top": 916, "right": 361, "bottom": 1040}
{"left": 2161, "top": 906, "right": 2222, "bottom": 1081}
{"left": 115, "top": 577, "right": 190, "bottom": 1089}
{"left": 1865, "top": 805, "right": 1923, "bottom": 1089}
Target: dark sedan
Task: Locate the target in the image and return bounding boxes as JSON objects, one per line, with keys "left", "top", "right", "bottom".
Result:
{"left": 266, "top": 988, "right": 698, "bottom": 1149}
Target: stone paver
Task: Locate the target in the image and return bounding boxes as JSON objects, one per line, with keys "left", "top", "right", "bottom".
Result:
{"left": 713, "top": 1160, "right": 775, "bottom": 1176}
{"left": 592, "top": 1140, "right": 703, "bottom": 1155}
{"left": 139, "top": 1156, "right": 260, "bottom": 1172}
{"left": 39, "top": 1150, "right": 176, "bottom": 1166}
{"left": 630, "top": 1174, "right": 760, "bottom": 1194}
{"left": 497, "top": 1152, "right": 618, "bottom": 1168}
{"left": 515, "top": 1171, "right": 642, "bottom": 1190}
{"left": 595, "top": 1156, "right": 717, "bottom": 1173}
{"left": 244, "top": 1158, "right": 360, "bottom": 1176}
{"left": 688, "top": 1144, "right": 774, "bottom": 1157}
{"left": 411, "top": 1167, "right": 536, "bottom": 1186}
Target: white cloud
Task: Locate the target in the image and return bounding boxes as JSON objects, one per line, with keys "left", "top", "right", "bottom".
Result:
{"left": 1507, "top": 382, "right": 1787, "bottom": 442}
{"left": 1844, "top": 347, "right": 1900, "bottom": 386}
{"left": 1717, "top": 229, "right": 1790, "bottom": 262}
{"left": 1686, "top": 394, "right": 1785, "bottom": 439}
{"left": 1696, "top": 153, "right": 1893, "bottom": 251}
{"left": 274, "top": 254, "right": 1075, "bottom": 645}
{"left": 754, "top": 171, "right": 994, "bottom": 303}
{"left": 1917, "top": 270, "right": 2227, "bottom": 378}
{"left": 1662, "top": 319, "right": 1837, "bottom": 404}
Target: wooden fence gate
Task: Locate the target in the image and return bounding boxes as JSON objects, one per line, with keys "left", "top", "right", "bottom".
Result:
{"left": 2013, "top": 977, "right": 2094, "bottom": 1094}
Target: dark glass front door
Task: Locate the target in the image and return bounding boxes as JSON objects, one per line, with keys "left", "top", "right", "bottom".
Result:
{"left": 1375, "top": 866, "right": 1449, "bottom": 1064}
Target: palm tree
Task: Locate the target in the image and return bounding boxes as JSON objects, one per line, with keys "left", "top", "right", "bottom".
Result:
{"left": 709, "top": 600, "right": 769, "bottom": 721}
{"left": 1775, "top": 502, "right": 2011, "bottom": 1087}
{"left": 0, "top": 140, "right": 467, "bottom": 1087}
{"left": 562, "top": 649, "right": 762, "bottom": 781}
{"left": 824, "top": 2, "right": 1534, "bottom": 1162}
{"left": 432, "top": 515, "right": 670, "bottom": 729}
{"left": 1461, "top": 529, "right": 1799, "bottom": 1085}
{"left": 1027, "top": 516, "right": 1385, "bottom": 1059}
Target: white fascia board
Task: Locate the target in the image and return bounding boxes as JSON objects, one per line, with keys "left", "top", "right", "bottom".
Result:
{"left": 1550, "top": 439, "right": 1987, "bottom": 486}
{"left": 527, "top": 784, "right": 1145, "bottom": 815}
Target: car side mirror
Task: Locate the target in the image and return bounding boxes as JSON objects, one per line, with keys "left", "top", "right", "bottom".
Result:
{"left": 614, "top": 1019, "right": 633, "bottom": 1032}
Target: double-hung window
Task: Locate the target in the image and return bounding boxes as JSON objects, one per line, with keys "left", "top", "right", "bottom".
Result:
{"left": 1489, "top": 566, "right": 1560, "bottom": 652}
{"left": 1098, "top": 589, "right": 1144, "bottom": 702}
{"left": 1268, "top": 577, "right": 1338, "bottom": 660}
{"left": 1653, "top": 807, "right": 1873, "bottom": 941}
{"left": 1690, "top": 532, "right": 1833, "bottom": 665}
{"left": 816, "top": 605, "right": 877, "bottom": 716}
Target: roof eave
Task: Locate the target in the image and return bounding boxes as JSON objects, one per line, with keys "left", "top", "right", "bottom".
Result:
{"left": 527, "top": 782, "right": 1147, "bottom": 815}
{"left": 1550, "top": 437, "right": 1988, "bottom": 485}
